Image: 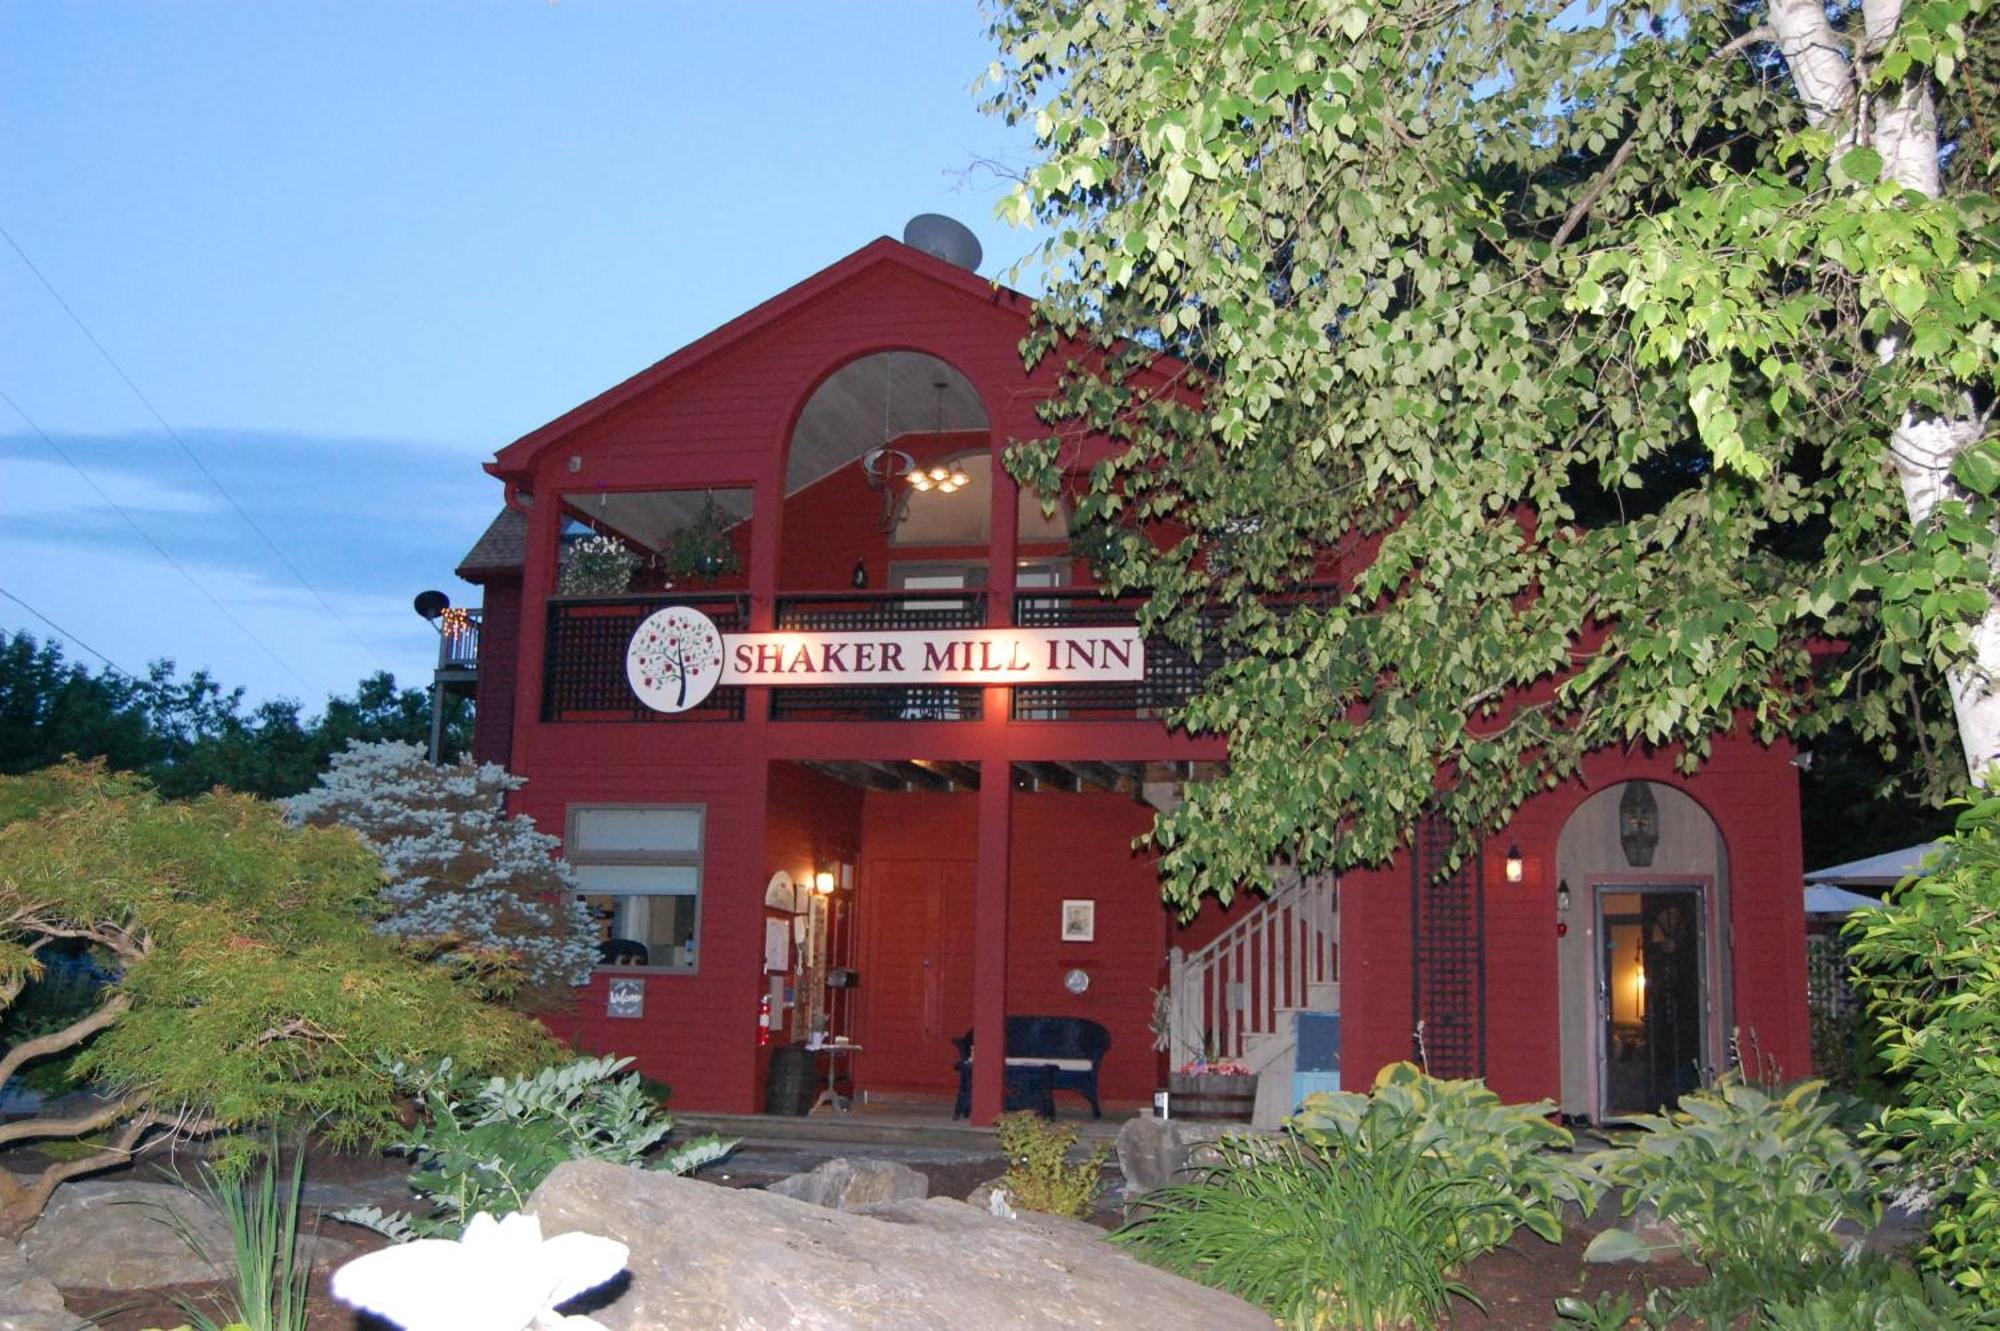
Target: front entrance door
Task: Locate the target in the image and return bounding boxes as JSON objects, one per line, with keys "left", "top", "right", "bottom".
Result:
{"left": 1598, "top": 885, "right": 1706, "bottom": 1119}
{"left": 858, "top": 858, "right": 974, "bottom": 1094}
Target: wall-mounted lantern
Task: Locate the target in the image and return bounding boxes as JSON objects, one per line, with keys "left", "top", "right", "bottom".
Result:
{"left": 1619, "top": 782, "right": 1661, "bottom": 866}
{"left": 1504, "top": 844, "right": 1524, "bottom": 884}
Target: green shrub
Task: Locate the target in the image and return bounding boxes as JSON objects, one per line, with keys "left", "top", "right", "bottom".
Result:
{"left": 1289, "top": 1060, "right": 1600, "bottom": 1265}
{"left": 0, "top": 763, "right": 555, "bottom": 1240}
{"left": 993, "top": 1112, "right": 1107, "bottom": 1218}
{"left": 1846, "top": 792, "right": 2000, "bottom": 1307}
{"left": 335, "top": 1054, "right": 734, "bottom": 1240}
{"left": 1586, "top": 1077, "right": 1878, "bottom": 1315}
{"left": 1117, "top": 1133, "right": 1469, "bottom": 1330}
{"left": 1757, "top": 1258, "right": 1973, "bottom": 1331}
{"left": 1118, "top": 1064, "right": 1596, "bottom": 1329}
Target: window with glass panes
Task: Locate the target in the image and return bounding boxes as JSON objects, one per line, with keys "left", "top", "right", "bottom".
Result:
{"left": 567, "top": 805, "right": 703, "bottom": 971}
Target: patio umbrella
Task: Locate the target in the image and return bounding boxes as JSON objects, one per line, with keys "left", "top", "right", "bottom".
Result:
{"left": 1803, "top": 841, "right": 1945, "bottom": 888}
{"left": 1803, "top": 884, "right": 1884, "bottom": 916}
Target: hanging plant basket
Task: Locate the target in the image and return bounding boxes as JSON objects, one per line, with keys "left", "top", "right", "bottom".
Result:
{"left": 662, "top": 495, "right": 742, "bottom": 584}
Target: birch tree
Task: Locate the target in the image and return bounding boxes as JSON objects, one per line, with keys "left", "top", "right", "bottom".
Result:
{"left": 984, "top": 0, "right": 1999, "bottom": 908}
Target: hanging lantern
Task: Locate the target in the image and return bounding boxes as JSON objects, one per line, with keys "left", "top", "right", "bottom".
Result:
{"left": 1619, "top": 782, "right": 1660, "bottom": 866}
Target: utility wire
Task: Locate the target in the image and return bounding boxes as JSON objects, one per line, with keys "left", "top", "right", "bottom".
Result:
{"left": 1, "top": 386, "right": 313, "bottom": 691}
{"left": 0, "top": 581, "right": 134, "bottom": 678}
{"left": 0, "top": 217, "right": 390, "bottom": 671}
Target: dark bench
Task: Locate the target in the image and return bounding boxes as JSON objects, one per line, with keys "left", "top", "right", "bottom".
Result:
{"left": 951, "top": 1015, "right": 1111, "bottom": 1119}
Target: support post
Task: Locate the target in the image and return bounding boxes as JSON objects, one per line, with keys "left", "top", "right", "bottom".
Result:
{"left": 971, "top": 754, "right": 1011, "bottom": 1123}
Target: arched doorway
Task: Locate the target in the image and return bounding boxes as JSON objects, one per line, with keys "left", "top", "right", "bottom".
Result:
{"left": 1555, "top": 781, "right": 1732, "bottom": 1121}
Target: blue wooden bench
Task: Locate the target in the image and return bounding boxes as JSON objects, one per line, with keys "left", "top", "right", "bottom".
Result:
{"left": 951, "top": 1015, "right": 1111, "bottom": 1119}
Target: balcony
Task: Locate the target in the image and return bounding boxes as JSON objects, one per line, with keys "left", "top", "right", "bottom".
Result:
{"left": 542, "top": 594, "right": 749, "bottom": 722}
{"left": 769, "top": 592, "right": 987, "bottom": 722}
{"left": 527, "top": 587, "right": 1293, "bottom": 725}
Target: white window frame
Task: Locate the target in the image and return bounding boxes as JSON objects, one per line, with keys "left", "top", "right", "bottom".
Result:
{"left": 567, "top": 803, "right": 705, "bottom": 975}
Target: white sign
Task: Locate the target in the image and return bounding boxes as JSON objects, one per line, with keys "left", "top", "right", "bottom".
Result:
{"left": 626, "top": 607, "right": 1143, "bottom": 715}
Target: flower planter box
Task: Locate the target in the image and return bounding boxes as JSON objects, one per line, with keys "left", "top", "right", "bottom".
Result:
{"left": 1167, "top": 1072, "right": 1258, "bottom": 1122}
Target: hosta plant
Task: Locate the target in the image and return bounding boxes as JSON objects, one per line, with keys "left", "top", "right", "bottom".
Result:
{"left": 1289, "top": 1061, "right": 1600, "bottom": 1265}
{"left": 1586, "top": 1077, "right": 1879, "bottom": 1314}
{"left": 335, "top": 1054, "right": 734, "bottom": 1240}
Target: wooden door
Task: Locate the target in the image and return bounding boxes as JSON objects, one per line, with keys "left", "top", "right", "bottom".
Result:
{"left": 859, "top": 858, "right": 974, "bottom": 1093}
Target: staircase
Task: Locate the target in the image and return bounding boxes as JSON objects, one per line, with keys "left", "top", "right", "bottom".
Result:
{"left": 1166, "top": 871, "right": 1339, "bottom": 1128}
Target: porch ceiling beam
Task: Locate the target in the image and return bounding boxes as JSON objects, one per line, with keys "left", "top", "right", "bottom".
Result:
{"left": 1062, "top": 761, "right": 1136, "bottom": 794}
{"left": 801, "top": 761, "right": 902, "bottom": 791}
{"left": 919, "top": 760, "right": 982, "bottom": 790}
{"left": 859, "top": 760, "right": 953, "bottom": 792}
{"left": 1014, "top": 761, "right": 1084, "bottom": 792}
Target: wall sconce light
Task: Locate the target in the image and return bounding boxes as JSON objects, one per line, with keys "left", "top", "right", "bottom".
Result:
{"left": 814, "top": 869, "right": 837, "bottom": 896}
{"left": 1556, "top": 879, "right": 1571, "bottom": 913}
{"left": 1504, "top": 844, "right": 1524, "bottom": 884}
{"left": 851, "top": 558, "right": 869, "bottom": 589}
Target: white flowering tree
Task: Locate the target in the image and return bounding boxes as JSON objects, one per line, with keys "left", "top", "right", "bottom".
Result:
{"left": 288, "top": 742, "right": 596, "bottom": 1009}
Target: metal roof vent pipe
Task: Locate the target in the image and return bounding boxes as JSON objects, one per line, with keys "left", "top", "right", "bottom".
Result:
{"left": 902, "top": 214, "right": 982, "bottom": 272}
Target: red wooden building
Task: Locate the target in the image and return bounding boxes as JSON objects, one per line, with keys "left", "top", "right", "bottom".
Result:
{"left": 442, "top": 230, "right": 1811, "bottom": 1124}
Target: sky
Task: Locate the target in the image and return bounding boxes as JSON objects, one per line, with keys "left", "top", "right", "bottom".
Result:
{"left": 1, "top": 2, "right": 1038, "bottom": 710}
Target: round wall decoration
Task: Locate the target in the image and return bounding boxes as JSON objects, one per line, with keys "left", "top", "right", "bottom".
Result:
{"left": 627, "top": 606, "right": 725, "bottom": 713}
{"left": 1063, "top": 967, "right": 1091, "bottom": 995}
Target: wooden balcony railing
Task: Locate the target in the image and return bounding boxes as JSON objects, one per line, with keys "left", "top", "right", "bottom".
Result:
{"left": 769, "top": 591, "right": 987, "bottom": 722}
{"left": 532, "top": 586, "right": 1328, "bottom": 724}
{"left": 541, "top": 594, "right": 748, "bottom": 722}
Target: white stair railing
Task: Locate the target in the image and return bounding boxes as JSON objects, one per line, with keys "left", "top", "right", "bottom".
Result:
{"left": 1167, "top": 871, "right": 1338, "bottom": 1064}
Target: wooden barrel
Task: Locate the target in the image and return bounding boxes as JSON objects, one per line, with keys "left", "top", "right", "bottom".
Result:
{"left": 1168, "top": 1074, "right": 1258, "bottom": 1122}
{"left": 765, "top": 1044, "right": 818, "bottom": 1116}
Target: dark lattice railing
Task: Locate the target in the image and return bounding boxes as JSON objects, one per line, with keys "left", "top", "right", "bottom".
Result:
{"left": 768, "top": 592, "right": 986, "bottom": 722}
{"left": 1010, "top": 590, "right": 1225, "bottom": 721}
{"left": 542, "top": 595, "right": 747, "bottom": 722}
{"left": 1411, "top": 816, "right": 1486, "bottom": 1079}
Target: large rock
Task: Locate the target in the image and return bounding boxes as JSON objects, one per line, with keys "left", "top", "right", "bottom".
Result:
{"left": 21, "top": 1178, "right": 350, "bottom": 1290}
{"left": 527, "top": 1158, "right": 1270, "bottom": 1330}
{"left": 767, "top": 1157, "right": 928, "bottom": 1210}
{"left": 1115, "top": 1116, "right": 1258, "bottom": 1195}
{"left": 0, "top": 1241, "right": 70, "bottom": 1331}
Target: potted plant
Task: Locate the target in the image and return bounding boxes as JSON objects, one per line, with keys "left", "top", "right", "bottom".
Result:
{"left": 557, "top": 532, "right": 639, "bottom": 597}
{"left": 662, "top": 495, "right": 741, "bottom": 585}
{"left": 1167, "top": 1053, "right": 1258, "bottom": 1122}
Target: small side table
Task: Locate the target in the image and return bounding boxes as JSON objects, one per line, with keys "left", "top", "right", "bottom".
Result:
{"left": 810, "top": 1043, "right": 863, "bottom": 1113}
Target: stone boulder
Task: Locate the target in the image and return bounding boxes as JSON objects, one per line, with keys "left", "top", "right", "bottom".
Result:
{"left": 0, "top": 1241, "right": 70, "bottom": 1331}
{"left": 527, "top": 1158, "right": 1270, "bottom": 1330}
{"left": 21, "top": 1179, "right": 350, "bottom": 1290}
{"left": 767, "top": 1157, "right": 928, "bottom": 1211}
{"left": 1115, "top": 1116, "right": 1261, "bottom": 1195}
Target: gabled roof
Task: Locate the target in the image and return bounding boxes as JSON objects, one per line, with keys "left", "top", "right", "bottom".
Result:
{"left": 455, "top": 507, "right": 528, "bottom": 580}
{"left": 486, "top": 236, "right": 1030, "bottom": 483}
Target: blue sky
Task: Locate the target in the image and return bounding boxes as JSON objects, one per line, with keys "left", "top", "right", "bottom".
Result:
{"left": 1, "top": 2, "right": 1036, "bottom": 707}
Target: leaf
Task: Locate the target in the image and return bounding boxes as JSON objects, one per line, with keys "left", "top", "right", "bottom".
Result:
{"left": 1951, "top": 441, "right": 2000, "bottom": 496}
{"left": 1582, "top": 1227, "right": 1658, "bottom": 1263}
{"left": 1837, "top": 146, "right": 1883, "bottom": 185}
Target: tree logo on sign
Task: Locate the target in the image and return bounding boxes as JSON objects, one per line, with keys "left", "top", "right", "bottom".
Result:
{"left": 626, "top": 606, "right": 724, "bottom": 713}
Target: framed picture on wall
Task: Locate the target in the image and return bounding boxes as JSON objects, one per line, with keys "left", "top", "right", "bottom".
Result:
{"left": 1060, "top": 898, "right": 1095, "bottom": 942}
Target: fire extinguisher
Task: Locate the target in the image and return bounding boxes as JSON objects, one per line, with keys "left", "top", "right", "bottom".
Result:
{"left": 757, "top": 993, "right": 772, "bottom": 1047}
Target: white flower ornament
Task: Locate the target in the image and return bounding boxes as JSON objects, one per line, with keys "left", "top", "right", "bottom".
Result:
{"left": 332, "top": 1211, "right": 629, "bottom": 1331}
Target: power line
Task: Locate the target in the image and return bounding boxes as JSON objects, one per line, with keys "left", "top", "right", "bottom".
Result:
{"left": 0, "top": 582, "right": 134, "bottom": 678}
{"left": 0, "top": 217, "right": 391, "bottom": 671}
{"left": 0, "top": 386, "right": 313, "bottom": 691}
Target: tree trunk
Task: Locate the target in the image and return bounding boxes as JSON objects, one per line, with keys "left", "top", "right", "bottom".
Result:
{"left": 1769, "top": 0, "right": 2000, "bottom": 782}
